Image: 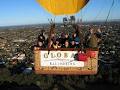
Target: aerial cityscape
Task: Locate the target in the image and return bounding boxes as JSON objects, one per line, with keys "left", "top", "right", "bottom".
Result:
{"left": 0, "top": 20, "right": 120, "bottom": 89}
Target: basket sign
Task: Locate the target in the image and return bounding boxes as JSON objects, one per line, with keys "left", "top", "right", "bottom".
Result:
{"left": 40, "top": 51, "right": 84, "bottom": 67}
{"left": 34, "top": 48, "right": 98, "bottom": 75}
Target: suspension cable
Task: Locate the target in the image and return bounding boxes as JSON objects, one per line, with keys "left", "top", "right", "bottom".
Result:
{"left": 105, "top": 0, "right": 115, "bottom": 24}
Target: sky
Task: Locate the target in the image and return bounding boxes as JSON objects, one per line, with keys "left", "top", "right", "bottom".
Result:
{"left": 0, "top": 0, "right": 120, "bottom": 26}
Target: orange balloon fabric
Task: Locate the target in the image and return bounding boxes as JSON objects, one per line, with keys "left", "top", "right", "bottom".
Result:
{"left": 37, "top": 0, "right": 89, "bottom": 15}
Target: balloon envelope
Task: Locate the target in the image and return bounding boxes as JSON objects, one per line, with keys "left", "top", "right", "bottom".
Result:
{"left": 37, "top": 0, "right": 89, "bottom": 15}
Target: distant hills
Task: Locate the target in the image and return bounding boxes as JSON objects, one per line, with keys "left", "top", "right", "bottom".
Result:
{"left": 0, "top": 19, "right": 120, "bottom": 30}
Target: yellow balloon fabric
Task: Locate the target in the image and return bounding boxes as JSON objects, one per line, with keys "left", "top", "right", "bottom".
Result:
{"left": 37, "top": 0, "right": 89, "bottom": 15}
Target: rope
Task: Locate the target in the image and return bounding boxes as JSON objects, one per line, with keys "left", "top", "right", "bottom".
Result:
{"left": 94, "top": 3, "right": 105, "bottom": 21}
{"left": 105, "top": 0, "right": 115, "bottom": 24}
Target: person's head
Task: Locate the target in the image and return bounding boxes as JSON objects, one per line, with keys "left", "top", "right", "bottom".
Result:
{"left": 65, "top": 40, "right": 69, "bottom": 47}
{"left": 61, "top": 32, "right": 65, "bottom": 38}
{"left": 97, "top": 28, "right": 101, "bottom": 33}
{"left": 90, "top": 27, "right": 97, "bottom": 33}
{"left": 51, "top": 33, "right": 55, "bottom": 38}
{"left": 71, "top": 41, "right": 75, "bottom": 46}
{"left": 40, "top": 36, "right": 43, "bottom": 39}
{"left": 90, "top": 28, "right": 93, "bottom": 33}
{"left": 65, "top": 33, "right": 69, "bottom": 38}
{"left": 38, "top": 41, "right": 43, "bottom": 47}
{"left": 50, "top": 40, "right": 53, "bottom": 45}
{"left": 56, "top": 39, "right": 59, "bottom": 45}
{"left": 73, "top": 33, "right": 77, "bottom": 38}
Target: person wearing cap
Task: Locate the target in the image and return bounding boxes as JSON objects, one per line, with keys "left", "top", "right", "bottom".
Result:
{"left": 86, "top": 28, "right": 101, "bottom": 48}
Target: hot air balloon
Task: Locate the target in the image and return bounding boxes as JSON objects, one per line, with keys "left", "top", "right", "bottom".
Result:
{"left": 34, "top": 0, "right": 99, "bottom": 75}
{"left": 37, "top": 0, "right": 89, "bottom": 15}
